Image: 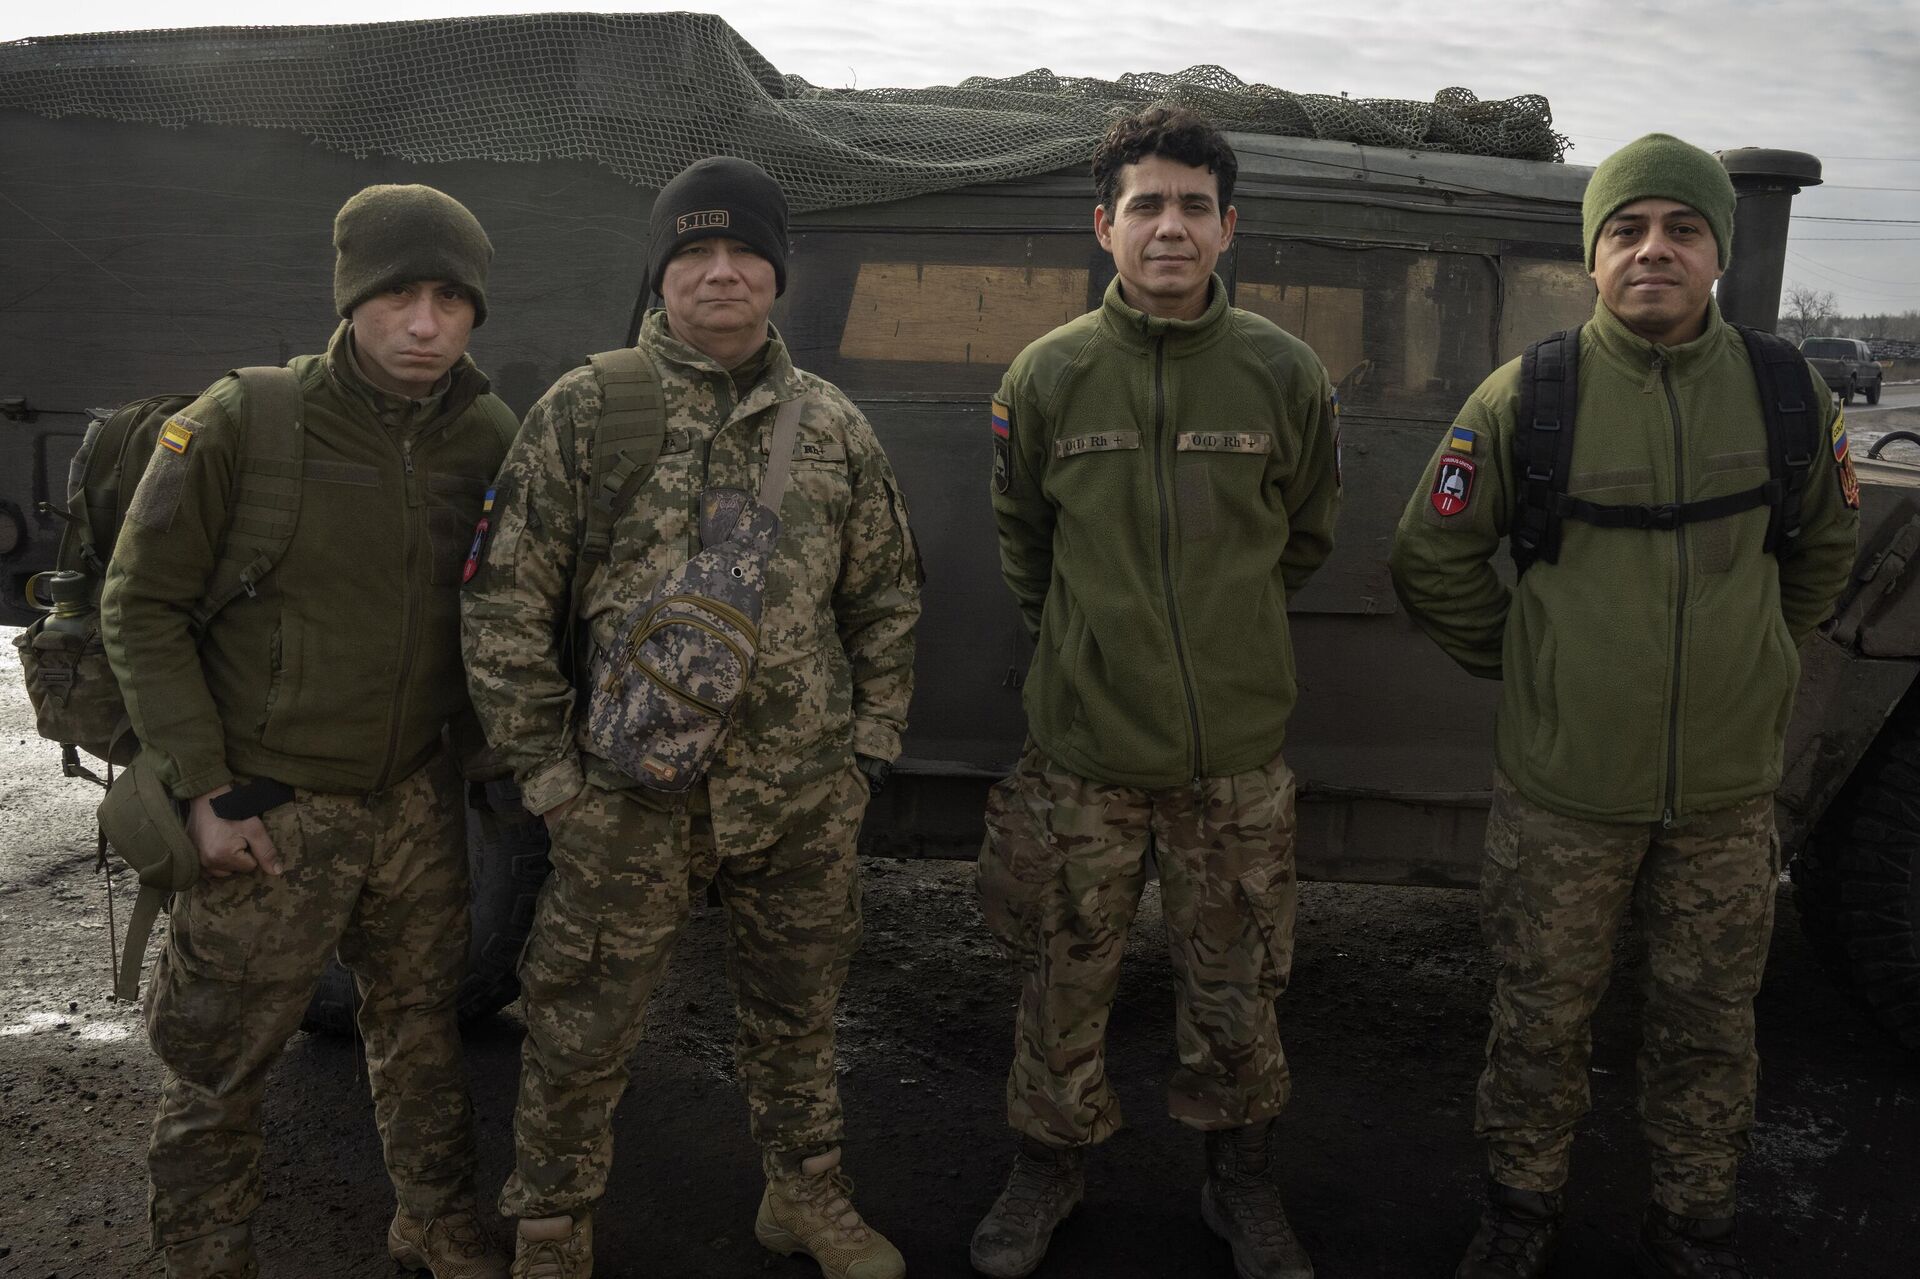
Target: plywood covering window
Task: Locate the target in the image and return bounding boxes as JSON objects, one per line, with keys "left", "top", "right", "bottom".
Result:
{"left": 1499, "top": 259, "right": 1596, "bottom": 364}
{"left": 1236, "top": 282, "right": 1365, "bottom": 388}
{"left": 838, "top": 263, "right": 1090, "bottom": 366}
{"left": 1234, "top": 240, "right": 1498, "bottom": 423}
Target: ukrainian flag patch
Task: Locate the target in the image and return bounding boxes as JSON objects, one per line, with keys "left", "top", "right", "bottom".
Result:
{"left": 158, "top": 415, "right": 197, "bottom": 456}
{"left": 1448, "top": 426, "right": 1476, "bottom": 455}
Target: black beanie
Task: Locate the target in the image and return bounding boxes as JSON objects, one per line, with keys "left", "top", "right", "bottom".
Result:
{"left": 646, "top": 158, "right": 790, "bottom": 298}
{"left": 334, "top": 184, "right": 493, "bottom": 326}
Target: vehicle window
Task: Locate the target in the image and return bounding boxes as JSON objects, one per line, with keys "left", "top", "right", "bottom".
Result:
{"left": 1800, "top": 338, "right": 1854, "bottom": 359}
{"left": 1499, "top": 259, "right": 1596, "bottom": 364}
{"left": 838, "top": 262, "right": 1089, "bottom": 367}
{"left": 1233, "top": 239, "right": 1499, "bottom": 422}
{"left": 773, "top": 231, "right": 1106, "bottom": 399}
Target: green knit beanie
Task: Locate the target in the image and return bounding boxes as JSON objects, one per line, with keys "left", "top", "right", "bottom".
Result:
{"left": 333, "top": 185, "right": 493, "bottom": 326}
{"left": 1582, "top": 134, "right": 1736, "bottom": 271}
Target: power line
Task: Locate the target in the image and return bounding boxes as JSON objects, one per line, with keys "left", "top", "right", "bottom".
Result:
{"left": 1822, "top": 184, "right": 1920, "bottom": 192}
{"left": 1785, "top": 252, "right": 1920, "bottom": 301}
{"left": 1792, "top": 215, "right": 1920, "bottom": 225}
{"left": 1786, "top": 251, "right": 1920, "bottom": 288}
{"left": 1794, "top": 236, "right": 1920, "bottom": 242}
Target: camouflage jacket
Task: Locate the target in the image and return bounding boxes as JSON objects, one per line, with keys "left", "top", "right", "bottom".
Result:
{"left": 102, "top": 323, "right": 517, "bottom": 798}
{"left": 461, "top": 314, "right": 921, "bottom": 853}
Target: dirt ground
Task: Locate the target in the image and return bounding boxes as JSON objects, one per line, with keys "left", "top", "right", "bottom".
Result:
{"left": 2, "top": 640, "right": 1915, "bottom": 1279}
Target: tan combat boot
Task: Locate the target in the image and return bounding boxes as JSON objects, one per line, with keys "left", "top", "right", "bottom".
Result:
{"left": 389, "top": 1208, "right": 509, "bottom": 1278}
{"left": 756, "top": 1147, "right": 906, "bottom": 1279}
{"left": 510, "top": 1214, "right": 593, "bottom": 1279}
{"left": 162, "top": 1222, "right": 257, "bottom": 1278}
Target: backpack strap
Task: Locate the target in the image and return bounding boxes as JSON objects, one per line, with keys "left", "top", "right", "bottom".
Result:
{"left": 191, "top": 365, "right": 304, "bottom": 629}
{"left": 580, "top": 349, "right": 669, "bottom": 566}
{"left": 1510, "top": 326, "right": 1582, "bottom": 575}
{"left": 562, "top": 349, "right": 668, "bottom": 678}
{"left": 1735, "top": 325, "right": 1819, "bottom": 556}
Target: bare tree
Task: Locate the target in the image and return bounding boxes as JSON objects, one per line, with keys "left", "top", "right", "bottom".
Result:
{"left": 1781, "top": 284, "right": 1838, "bottom": 343}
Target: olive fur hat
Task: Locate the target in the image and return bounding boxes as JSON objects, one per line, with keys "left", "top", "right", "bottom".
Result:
{"left": 1582, "top": 133, "right": 1736, "bottom": 272}
{"left": 333, "top": 184, "right": 493, "bottom": 325}
{"left": 646, "top": 157, "right": 790, "bottom": 298}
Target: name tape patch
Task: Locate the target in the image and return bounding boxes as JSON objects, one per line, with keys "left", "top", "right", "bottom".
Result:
{"left": 1056, "top": 431, "right": 1141, "bottom": 459}
{"left": 675, "top": 210, "right": 731, "bottom": 235}
{"left": 1175, "top": 431, "right": 1270, "bottom": 455}
{"left": 793, "top": 439, "right": 847, "bottom": 464}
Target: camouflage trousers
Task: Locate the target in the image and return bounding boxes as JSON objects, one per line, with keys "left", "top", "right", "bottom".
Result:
{"left": 498, "top": 760, "right": 867, "bottom": 1219}
{"left": 978, "top": 740, "right": 1297, "bottom": 1147}
{"left": 145, "top": 753, "right": 476, "bottom": 1248}
{"left": 1476, "top": 772, "right": 1779, "bottom": 1219}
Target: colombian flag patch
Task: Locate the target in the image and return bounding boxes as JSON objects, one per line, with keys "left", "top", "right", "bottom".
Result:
{"left": 991, "top": 399, "right": 1013, "bottom": 493}
{"left": 158, "top": 416, "right": 196, "bottom": 456}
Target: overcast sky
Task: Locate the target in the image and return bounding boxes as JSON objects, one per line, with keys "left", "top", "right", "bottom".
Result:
{"left": 4, "top": 1, "right": 1916, "bottom": 317}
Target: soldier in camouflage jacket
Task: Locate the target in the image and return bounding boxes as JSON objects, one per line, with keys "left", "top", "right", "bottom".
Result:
{"left": 461, "top": 158, "right": 920, "bottom": 1279}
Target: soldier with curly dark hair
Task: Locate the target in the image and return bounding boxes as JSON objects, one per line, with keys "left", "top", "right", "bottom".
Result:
{"left": 971, "top": 105, "right": 1339, "bottom": 1279}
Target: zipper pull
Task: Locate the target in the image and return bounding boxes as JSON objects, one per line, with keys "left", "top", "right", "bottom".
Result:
{"left": 402, "top": 441, "right": 415, "bottom": 476}
{"left": 1642, "top": 356, "right": 1664, "bottom": 394}
{"left": 1662, "top": 806, "right": 1675, "bottom": 829}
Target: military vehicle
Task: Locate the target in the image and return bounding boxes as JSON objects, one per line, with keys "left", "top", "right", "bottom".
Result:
{"left": 2, "top": 15, "right": 1915, "bottom": 1050}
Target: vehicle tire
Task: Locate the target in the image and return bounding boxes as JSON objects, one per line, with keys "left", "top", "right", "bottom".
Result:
{"left": 1793, "top": 684, "right": 1920, "bottom": 1053}
{"left": 300, "top": 777, "right": 553, "bottom": 1036}
{"left": 1866, "top": 379, "right": 1882, "bottom": 406}
{"left": 1840, "top": 380, "right": 1855, "bottom": 406}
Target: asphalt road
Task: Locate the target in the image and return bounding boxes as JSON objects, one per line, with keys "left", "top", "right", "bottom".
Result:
{"left": 2, "top": 640, "right": 1917, "bottom": 1279}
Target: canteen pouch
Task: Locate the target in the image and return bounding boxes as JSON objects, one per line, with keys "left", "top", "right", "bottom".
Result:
{"left": 97, "top": 749, "right": 202, "bottom": 1000}
{"left": 581, "top": 397, "right": 806, "bottom": 792}
{"left": 14, "top": 614, "right": 128, "bottom": 763}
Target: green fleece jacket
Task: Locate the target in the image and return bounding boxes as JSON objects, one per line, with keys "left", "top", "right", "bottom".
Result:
{"left": 103, "top": 324, "right": 517, "bottom": 798}
{"left": 993, "top": 276, "right": 1342, "bottom": 788}
{"left": 1389, "top": 298, "right": 1859, "bottom": 823}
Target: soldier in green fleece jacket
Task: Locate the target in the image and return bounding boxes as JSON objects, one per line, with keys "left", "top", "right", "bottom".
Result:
{"left": 972, "top": 105, "right": 1340, "bottom": 1279}
{"left": 1390, "top": 135, "right": 1858, "bottom": 1279}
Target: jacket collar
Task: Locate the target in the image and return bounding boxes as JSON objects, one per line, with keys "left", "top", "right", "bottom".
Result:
{"left": 1097, "top": 274, "right": 1233, "bottom": 354}
{"left": 1585, "top": 296, "right": 1732, "bottom": 382}
{"left": 325, "top": 320, "right": 488, "bottom": 426}
{"left": 639, "top": 310, "right": 808, "bottom": 423}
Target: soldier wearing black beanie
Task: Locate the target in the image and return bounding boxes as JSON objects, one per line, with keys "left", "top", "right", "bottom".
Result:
{"left": 645, "top": 157, "right": 790, "bottom": 299}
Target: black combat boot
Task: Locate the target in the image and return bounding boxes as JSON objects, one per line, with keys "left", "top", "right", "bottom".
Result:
{"left": 969, "top": 1137, "right": 1085, "bottom": 1278}
{"left": 1636, "top": 1206, "right": 1751, "bottom": 1279}
{"left": 1199, "top": 1121, "right": 1314, "bottom": 1279}
{"left": 1453, "top": 1181, "right": 1563, "bottom": 1279}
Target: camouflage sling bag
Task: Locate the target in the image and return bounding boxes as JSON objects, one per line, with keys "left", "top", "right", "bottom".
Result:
{"left": 581, "top": 391, "right": 806, "bottom": 792}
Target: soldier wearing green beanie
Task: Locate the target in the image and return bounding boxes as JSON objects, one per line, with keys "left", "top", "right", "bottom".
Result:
{"left": 1391, "top": 133, "right": 1857, "bottom": 1279}
{"left": 103, "top": 182, "right": 518, "bottom": 1279}
{"left": 334, "top": 183, "right": 493, "bottom": 325}
{"left": 1581, "top": 132, "right": 1736, "bottom": 271}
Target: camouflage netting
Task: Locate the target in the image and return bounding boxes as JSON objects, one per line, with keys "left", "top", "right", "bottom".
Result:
{"left": 0, "top": 12, "right": 1567, "bottom": 212}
